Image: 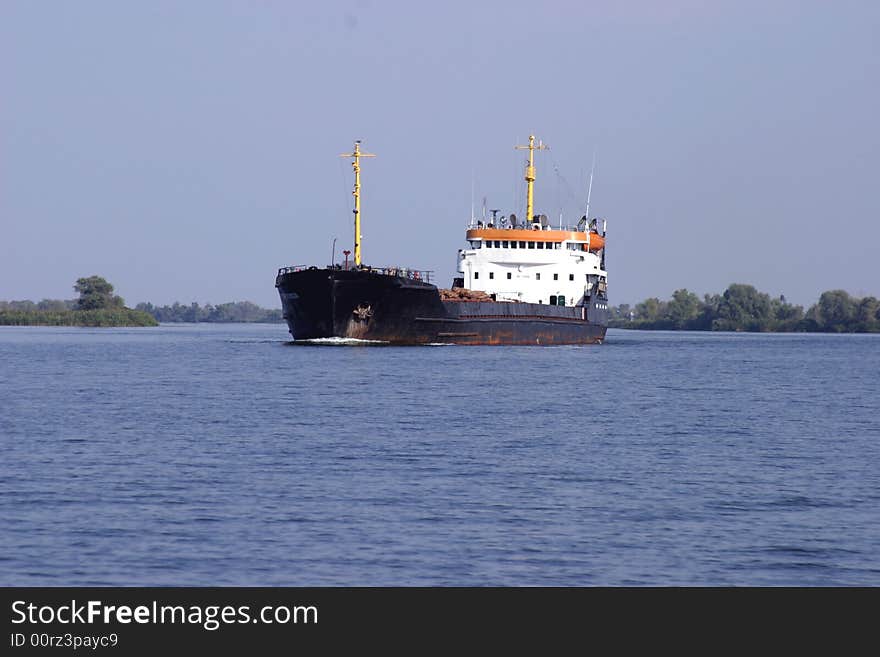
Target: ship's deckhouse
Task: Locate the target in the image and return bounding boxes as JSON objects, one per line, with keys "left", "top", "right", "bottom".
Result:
{"left": 457, "top": 226, "right": 608, "bottom": 306}
{"left": 455, "top": 134, "right": 608, "bottom": 309}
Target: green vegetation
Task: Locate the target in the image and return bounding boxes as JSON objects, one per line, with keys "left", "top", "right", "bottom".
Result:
{"left": 0, "top": 276, "right": 158, "bottom": 327}
{"left": 0, "top": 307, "right": 159, "bottom": 327}
{"left": 611, "top": 285, "right": 880, "bottom": 333}
{"left": 74, "top": 275, "right": 126, "bottom": 310}
{"left": 134, "top": 301, "right": 282, "bottom": 323}
{"left": 1, "top": 275, "right": 282, "bottom": 326}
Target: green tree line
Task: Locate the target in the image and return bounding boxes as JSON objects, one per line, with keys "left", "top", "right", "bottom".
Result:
{"left": 0, "top": 276, "right": 157, "bottom": 327}
{"left": 0, "top": 308, "right": 158, "bottom": 327}
{"left": 134, "top": 301, "right": 282, "bottom": 323}
{"left": 610, "top": 284, "right": 880, "bottom": 333}
{"left": 1, "top": 276, "right": 282, "bottom": 325}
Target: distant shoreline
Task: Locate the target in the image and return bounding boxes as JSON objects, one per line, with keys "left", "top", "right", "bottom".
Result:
{"left": 0, "top": 276, "right": 162, "bottom": 328}
{"left": 609, "top": 285, "right": 879, "bottom": 334}
{"left": 608, "top": 322, "right": 880, "bottom": 334}
{"left": 0, "top": 299, "right": 282, "bottom": 326}
{"left": 134, "top": 301, "right": 283, "bottom": 323}
{"left": 5, "top": 283, "right": 878, "bottom": 332}
{"left": 0, "top": 308, "right": 158, "bottom": 327}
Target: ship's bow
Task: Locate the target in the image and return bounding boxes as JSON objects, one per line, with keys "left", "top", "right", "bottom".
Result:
{"left": 275, "top": 266, "right": 443, "bottom": 342}
{"left": 276, "top": 267, "right": 336, "bottom": 340}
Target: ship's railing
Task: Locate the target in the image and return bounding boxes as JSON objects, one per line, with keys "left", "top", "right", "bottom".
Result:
{"left": 277, "top": 265, "right": 311, "bottom": 275}
{"left": 369, "top": 266, "right": 434, "bottom": 283}
{"left": 467, "top": 217, "right": 607, "bottom": 236}
{"left": 276, "top": 265, "right": 434, "bottom": 283}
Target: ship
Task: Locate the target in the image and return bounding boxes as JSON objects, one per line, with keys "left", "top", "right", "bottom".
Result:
{"left": 275, "top": 136, "right": 609, "bottom": 345}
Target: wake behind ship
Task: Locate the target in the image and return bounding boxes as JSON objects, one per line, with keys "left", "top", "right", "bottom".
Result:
{"left": 275, "top": 136, "right": 609, "bottom": 345}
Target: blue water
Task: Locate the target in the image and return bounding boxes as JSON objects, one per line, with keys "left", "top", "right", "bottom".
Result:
{"left": 1, "top": 325, "right": 878, "bottom": 585}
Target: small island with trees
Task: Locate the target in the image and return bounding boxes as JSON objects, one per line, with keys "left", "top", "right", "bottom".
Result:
{"left": 610, "top": 284, "right": 880, "bottom": 333}
{"left": 0, "top": 276, "right": 158, "bottom": 327}
{"left": 0, "top": 275, "right": 282, "bottom": 327}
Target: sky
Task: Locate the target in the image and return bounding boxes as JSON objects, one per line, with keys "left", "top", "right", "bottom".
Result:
{"left": 2, "top": 0, "right": 878, "bottom": 308}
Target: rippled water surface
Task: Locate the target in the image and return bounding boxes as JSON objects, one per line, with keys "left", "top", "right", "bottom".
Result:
{"left": 1, "top": 325, "right": 878, "bottom": 585}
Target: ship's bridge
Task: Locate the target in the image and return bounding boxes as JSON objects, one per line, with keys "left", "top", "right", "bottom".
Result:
{"left": 465, "top": 226, "right": 605, "bottom": 252}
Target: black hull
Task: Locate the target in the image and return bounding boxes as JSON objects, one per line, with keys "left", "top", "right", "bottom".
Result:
{"left": 276, "top": 268, "right": 608, "bottom": 345}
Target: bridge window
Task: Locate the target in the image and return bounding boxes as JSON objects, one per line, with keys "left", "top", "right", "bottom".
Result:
{"left": 519, "top": 241, "right": 526, "bottom": 248}
{"left": 528, "top": 241, "right": 535, "bottom": 249}
{"left": 537, "top": 242, "right": 544, "bottom": 249}
{"left": 494, "top": 241, "right": 501, "bottom": 248}
{"left": 502, "top": 241, "right": 509, "bottom": 248}
{"left": 485, "top": 241, "right": 492, "bottom": 248}
{"left": 511, "top": 241, "right": 517, "bottom": 249}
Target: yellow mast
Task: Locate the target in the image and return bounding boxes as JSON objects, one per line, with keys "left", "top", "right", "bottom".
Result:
{"left": 515, "top": 135, "right": 549, "bottom": 225}
{"left": 339, "top": 140, "right": 375, "bottom": 267}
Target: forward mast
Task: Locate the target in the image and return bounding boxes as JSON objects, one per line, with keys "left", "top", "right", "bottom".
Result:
{"left": 339, "top": 140, "right": 375, "bottom": 267}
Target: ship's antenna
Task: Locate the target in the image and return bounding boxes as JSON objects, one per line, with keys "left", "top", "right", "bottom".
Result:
{"left": 470, "top": 167, "right": 475, "bottom": 226}
{"left": 339, "top": 140, "right": 376, "bottom": 267}
{"left": 515, "top": 135, "right": 549, "bottom": 225}
{"left": 585, "top": 151, "right": 596, "bottom": 221}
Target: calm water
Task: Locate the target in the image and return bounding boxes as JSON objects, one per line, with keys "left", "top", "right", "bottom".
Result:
{"left": 1, "top": 325, "right": 878, "bottom": 586}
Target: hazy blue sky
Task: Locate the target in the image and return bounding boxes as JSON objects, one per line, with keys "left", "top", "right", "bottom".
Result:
{"left": 2, "top": 0, "right": 878, "bottom": 307}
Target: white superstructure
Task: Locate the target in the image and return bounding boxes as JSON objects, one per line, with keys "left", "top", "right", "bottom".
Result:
{"left": 457, "top": 219, "right": 608, "bottom": 307}
{"left": 453, "top": 134, "right": 608, "bottom": 309}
